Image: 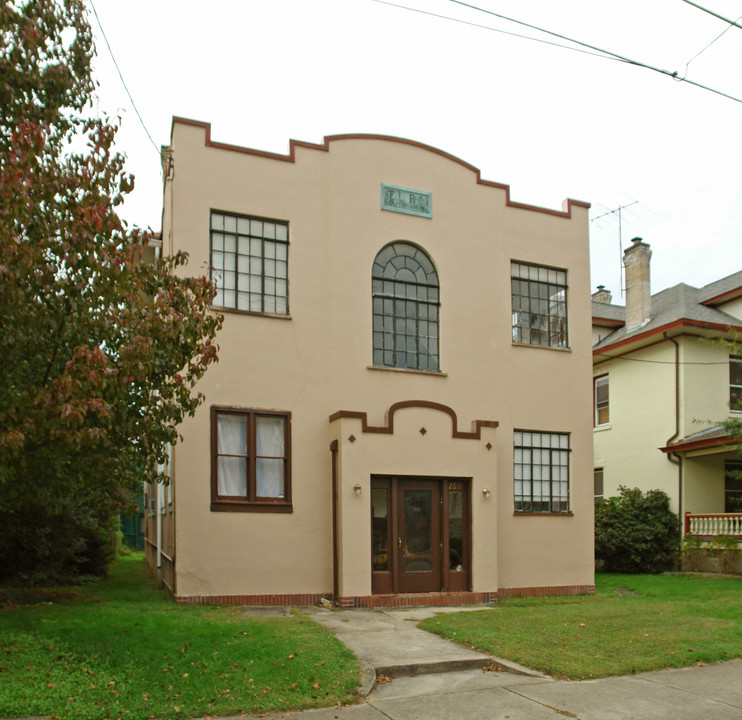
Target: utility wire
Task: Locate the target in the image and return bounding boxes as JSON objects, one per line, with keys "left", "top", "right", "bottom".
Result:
{"left": 681, "top": 0, "right": 742, "bottom": 31}
{"left": 594, "top": 354, "right": 736, "bottom": 365}
{"left": 681, "top": 13, "right": 742, "bottom": 79}
{"left": 88, "top": 0, "right": 160, "bottom": 155}
{"left": 372, "top": 0, "right": 627, "bottom": 63}
{"left": 449, "top": 0, "right": 742, "bottom": 105}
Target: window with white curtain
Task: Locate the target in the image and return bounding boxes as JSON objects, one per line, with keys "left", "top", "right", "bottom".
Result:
{"left": 211, "top": 407, "right": 291, "bottom": 512}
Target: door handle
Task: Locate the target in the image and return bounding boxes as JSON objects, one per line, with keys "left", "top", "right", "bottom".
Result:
{"left": 397, "top": 537, "right": 402, "bottom": 548}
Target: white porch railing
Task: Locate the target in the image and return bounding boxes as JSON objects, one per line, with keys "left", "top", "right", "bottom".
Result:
{"left": 685, "top": 512, "right": 742, "bottom": 538}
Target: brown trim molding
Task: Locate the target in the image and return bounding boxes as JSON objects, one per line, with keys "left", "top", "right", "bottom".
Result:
{"left": 173, "top": 117, "right": 590, "bottom": 219}
{"left": 329, "top": 400, "right": 498, "bottom": 440}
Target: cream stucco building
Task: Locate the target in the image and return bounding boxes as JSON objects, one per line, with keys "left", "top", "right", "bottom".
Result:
{"left": 592, "top": 239, "right": 742, "bottom": 540}
{"left": 145, "top": 117, "right": 596, "bottom": 606}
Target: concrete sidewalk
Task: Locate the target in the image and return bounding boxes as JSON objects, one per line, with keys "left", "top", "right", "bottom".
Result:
{"left": 219, "top": 606, "right": 742, "bottom": 720}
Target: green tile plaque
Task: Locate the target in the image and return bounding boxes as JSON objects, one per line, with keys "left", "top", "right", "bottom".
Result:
{"left": 381, "top": 183, "right": 432, "bottom": 218}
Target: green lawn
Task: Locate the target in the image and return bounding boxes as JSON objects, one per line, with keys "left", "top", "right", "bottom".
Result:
{"left": 420, "top": 573, "right": 742, "bottom": 680}
{"left": 0, "top": 554, "right": 360, "bottom": 720}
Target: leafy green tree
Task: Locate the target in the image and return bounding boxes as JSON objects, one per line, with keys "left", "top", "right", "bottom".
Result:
{"left": 595, "top": 487, "right": 679, "bottom": 573}
{"left": 0, "top": 0, "right": 222, "bottom": 583}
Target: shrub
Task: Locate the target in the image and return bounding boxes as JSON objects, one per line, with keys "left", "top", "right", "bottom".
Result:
{"left": 710, "top": 534, "right": 739, "bottom": 574}
{"left": 680, "top": 534, "right": 706, "bottom": 572}
{"left": 595, "top": 486, "right": 679, "bottom": 573}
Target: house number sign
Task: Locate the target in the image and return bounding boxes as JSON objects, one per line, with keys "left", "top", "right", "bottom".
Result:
{"left": 381, "top": 183, "right": 432, "bottom": 218}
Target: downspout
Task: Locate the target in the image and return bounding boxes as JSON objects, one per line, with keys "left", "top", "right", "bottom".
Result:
{"left": 156, "top": 479, "right": 163, "bottom": 589}
{"left": 663, "top": 333, "right": 683, "bottom": 543}
{"left": 330, "top": 440, "right": 339, "bottom": 605}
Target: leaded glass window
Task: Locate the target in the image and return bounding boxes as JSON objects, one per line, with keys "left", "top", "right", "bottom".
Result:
{"left": 372, "top": 243, "right": 439, "bottom": 371}
{"left": 511, "top": 262, "right": 568, "bottom": 348}
{"left": 210, "top": 211, "right": 288, "bottom": 314}
{"left": 513, "top": 430, "right": 570, "bottom": 513}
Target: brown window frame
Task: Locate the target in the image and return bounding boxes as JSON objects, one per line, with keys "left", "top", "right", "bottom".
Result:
{"left": 210, "top": 406, "right": 292, "bottom": 513}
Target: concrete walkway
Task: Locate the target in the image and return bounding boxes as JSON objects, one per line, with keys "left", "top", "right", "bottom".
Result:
{"left": 217, "top": 606, "right": 742, "bottom": 720}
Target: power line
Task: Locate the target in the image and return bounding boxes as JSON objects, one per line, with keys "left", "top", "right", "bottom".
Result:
{"left": 372, "top": 0, "right": 628, "bottom": 64}
{"left": 449, "top": 0, "right": 742, "bottom": 105}
{"left": 681, "top": 0, "right": 742, "bottom": 31}
{"left": 88, "top": 0, "right": 160, "bottom": 156}
{"left": 681, "top": 13, "right": 742, "bottom": 78}
{"left": 594, "top": 354, "right": 735, "bottom": 365}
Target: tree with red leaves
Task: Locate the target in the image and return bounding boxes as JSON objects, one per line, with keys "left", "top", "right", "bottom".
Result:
{"left": 0, "top": 0, "right": 222, "bottom": 582}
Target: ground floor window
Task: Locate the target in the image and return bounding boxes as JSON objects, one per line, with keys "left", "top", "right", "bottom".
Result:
{"left": 725, "top": 461, "right": 742, "bottom": 513}
{"left": 513, "top": 430, "right": 570, "bottom": 513}
{"left": 594, "top": 468, "right": 604, "bottom": 505}
{"left": 210, "top": 406, "right": 292, "bottom": 512}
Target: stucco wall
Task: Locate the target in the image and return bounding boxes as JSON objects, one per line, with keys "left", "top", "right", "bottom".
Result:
{"left": 165, "top": 120, "right": 594, "bottom": 599}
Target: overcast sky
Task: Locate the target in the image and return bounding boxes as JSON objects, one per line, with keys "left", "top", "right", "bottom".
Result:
{"left": 88, "top": 0, "right": 741, "bottom": 302}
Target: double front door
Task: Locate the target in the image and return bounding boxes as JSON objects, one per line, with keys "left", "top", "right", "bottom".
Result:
{"left": 371, "top": 476, "right": 470, "bottom": 594}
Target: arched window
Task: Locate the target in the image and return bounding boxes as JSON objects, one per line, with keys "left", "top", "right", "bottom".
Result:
{"left": 372, "top": 242, "right": 439, "bottom": 371}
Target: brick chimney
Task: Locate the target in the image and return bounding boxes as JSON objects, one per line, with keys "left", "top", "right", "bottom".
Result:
{"left": 623, "top": 237, "right": 652, "bottom": 331}
{"left": 591, "top": 285, "right": 612, "bottom": 304}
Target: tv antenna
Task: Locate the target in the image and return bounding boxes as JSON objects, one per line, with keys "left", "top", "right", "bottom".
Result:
{"left": 591, "top": 200, "right": 639, "bottom": 297}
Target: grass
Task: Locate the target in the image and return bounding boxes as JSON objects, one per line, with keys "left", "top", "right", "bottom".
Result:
{"left": 419, "top": 573, "right": 742, "bottom": 680}
{"left": 0, "top": 554, "right": 360, "bottom": 720}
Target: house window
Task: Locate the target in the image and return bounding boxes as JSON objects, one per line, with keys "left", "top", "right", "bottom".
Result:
{"left": 511, "top": 262, "right": 568, "bottom": 348}
{"left": 210, "top": 211, "right": 288, "bottom": 314}
{"left": 211, "top": 407, "right": 292, "bottom": 512}
{"left": 372, "top": 242, "right": 439, "bottom": 371}
{"left": 731, "top": 357, "right": 742, "bottom": 411}
{"left": 594, "top": 467, "right": 604, "bottom": 505}
{"left": 513, "top": 430, "right": 570, "bottom": 513}
{"left": 594, "top": 375, "right": 609, "bottom": 426}
{"left": 725, "top": 461, "right": 742, "bottom": 513}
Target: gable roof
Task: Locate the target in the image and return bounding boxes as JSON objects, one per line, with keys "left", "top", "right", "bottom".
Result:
{"left": 593, "top": 272, "right": 742, "bottom": 355}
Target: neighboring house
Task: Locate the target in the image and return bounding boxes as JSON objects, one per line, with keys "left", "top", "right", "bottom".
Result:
{"left": 144, "top": 117, "right": 596, "bottom": 607}
{"left": 592, "top": 238, "right": 742, "bottom": 540}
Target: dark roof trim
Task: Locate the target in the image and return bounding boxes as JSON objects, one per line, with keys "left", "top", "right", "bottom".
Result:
{"left": 660, "top": 434, "right": 735, "bottom": 454}
{"left": 172, "top": 117, "right": 591, "bottom": 220}
{"left": 593, "top": 318, "right": 742, "bottom": 356}
{"left": 702, "top": 286, "right": 742, "bottom": 306}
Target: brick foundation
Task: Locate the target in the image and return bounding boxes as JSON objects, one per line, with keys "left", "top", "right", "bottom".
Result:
{"left": 173, "top": 584, "right": 595, "bottom": 607}
{"left": 336, "top": 591, "right": 497, "bottom": 608}
{"left": 498, "top": 584, "right": 596, "bottom": 598}
{"left": 174, "top": 593, "right": 327, "bottom": 606}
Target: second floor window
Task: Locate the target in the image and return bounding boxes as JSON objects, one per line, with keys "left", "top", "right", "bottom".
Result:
{"left": 731, "top": 357, "right": 742, "bottom": 411}
{"left": 210, "top": 211, "right": 289, "bottom": 314}
{"left": 594, "top": 375, "right": 609, "bottom": 426}
{"left": 511, "top": 262, "right": 568, "bottom": 348}
{"left": 372, "top": 242, "right": 439, "bottom": 371}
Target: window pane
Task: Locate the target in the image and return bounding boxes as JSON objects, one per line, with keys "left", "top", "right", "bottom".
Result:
{"left": 372, "top": 488, "right": 389, "bottom": 571}
{"left": 449, "top": 489, "right": 464, "bottom": 570}
{"left": 256, "top": 416, "right": 284, "bottom": 456}
{"left": 217, "top": 414, "right": 247, "bottom": 454}
{"left": 218, "top": 456, "right": 246, "bottom": 496}
{"left": 256, "top": 458, "right": 284, "bottom": 497}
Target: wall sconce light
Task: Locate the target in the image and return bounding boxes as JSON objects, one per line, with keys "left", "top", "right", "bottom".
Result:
{"left": 353, "top": 483, "right": 362, "bottom": 495}
{"left": 482, "top": 488, "right": 491, "bottom": 498}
